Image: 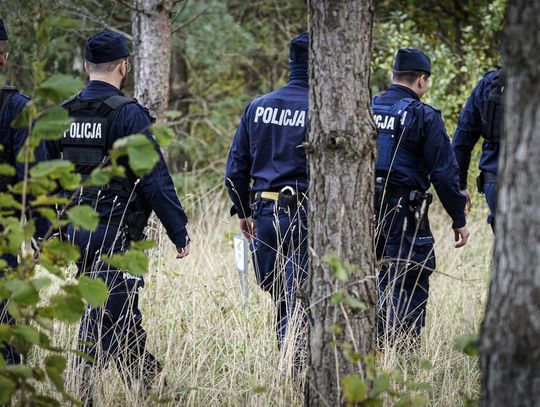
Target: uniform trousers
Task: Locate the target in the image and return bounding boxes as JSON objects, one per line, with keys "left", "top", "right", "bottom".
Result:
{"left": 69, "top": 223, "right": 160, "bottom": 402}
{"left": 376, "top": 196, "right": 436, "bottom": 342}
{"left": 250, "top": 199, "right": 308, "bottom": 348}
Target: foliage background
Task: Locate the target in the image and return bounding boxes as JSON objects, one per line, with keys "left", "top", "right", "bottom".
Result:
{"left": 1, "top": 0, "right": 506, "bottom": 196}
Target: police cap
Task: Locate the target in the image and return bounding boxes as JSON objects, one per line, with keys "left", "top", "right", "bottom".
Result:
{"left": 85, "top": 32, "right": 129, "bottom": 64}
{"left": 289, "top": 32, "right": 309, "bottom": 63}
{"left": 0, "top": 19, "right": 8, "bottom": 41}
{"left": 393, "top": 48, "right": 431, "bottom": 74}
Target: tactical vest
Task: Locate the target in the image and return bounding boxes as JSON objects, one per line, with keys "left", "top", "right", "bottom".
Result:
{"left": 481, "top": 68, "right": 504, "bottom": 144}
{"left": 372, "top": 97, "right": 417, "bottom": 175}
{"left": 0, "top": 86, "right": 20, "bottom": 191}
{"left": 60, "top": 94, "right": 137, "bottom": 203}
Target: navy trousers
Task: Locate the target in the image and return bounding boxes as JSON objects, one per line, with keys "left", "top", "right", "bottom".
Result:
{"left": 0, "top": 254, "right": 21, "bottom": 364}
{"left": 484, "top": 181, "right": 497, "bottom": 233}
{"left": 69, "top": 224, "right": 160, "bottom": 395}
{"left": 251, "top": 199, "right": 308, "bottom": 348}
{"left": 376, "top": 196, "right": 436, "bottom": 341}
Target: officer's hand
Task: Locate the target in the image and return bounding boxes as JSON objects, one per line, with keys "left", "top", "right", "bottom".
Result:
{"left": 461, "top": 189, "right": 472, "bottom": 214}
{"left": 176, "top": 243, "right": 190, "bottom": 259}
{"left": 453, "top": 226, "right": 470, "bottom": 248}
{"left": 239, "top": 217, "right": 256, "bottom": 241}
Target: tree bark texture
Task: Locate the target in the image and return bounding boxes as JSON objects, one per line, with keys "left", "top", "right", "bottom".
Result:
{"left": 480, "top": 1, "right": 540, "bottom": 406}
{"left": 305, "top": 1, "right": 377, "bottom": 406}
{"left": 131, "top": 0, "right": 173, "bottom": 123}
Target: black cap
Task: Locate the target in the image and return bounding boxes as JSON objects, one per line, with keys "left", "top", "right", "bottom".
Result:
{"left": 0, "top": 19, "right": 8, "bottom": 41}
{"left": 393, "top": 48, "right": 431, "bottom": 74}
{"left": 85, "top": 32, "right": 129, "bottom": 64}
{"left": 289, "top": 32, "right": 309, "bottom": 63}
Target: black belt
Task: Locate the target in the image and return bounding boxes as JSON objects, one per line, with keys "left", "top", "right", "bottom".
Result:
{"left": 483, "top": 172, "right": 497, "bottom": 183}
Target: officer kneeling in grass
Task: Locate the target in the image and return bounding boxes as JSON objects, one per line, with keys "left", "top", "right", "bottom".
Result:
{"left": 373, "top": 48, "right": 469, "bottom": 347}
{"left": 225, "top": 33, "right": 309, "bottom": 353}
{"left": 45, "top": 32, "right": 190, "bottom": 404}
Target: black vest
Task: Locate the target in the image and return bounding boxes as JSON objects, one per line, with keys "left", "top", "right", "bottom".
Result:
{"left": 60, "top": 94, "right": 137, "bottom": 202}
{"left": 481, "top": 68, "right": 504, "bottom": 144}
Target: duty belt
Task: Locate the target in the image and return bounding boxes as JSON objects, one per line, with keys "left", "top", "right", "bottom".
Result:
{"left": 254, "top": 187, "right": 306, "bottom": 210}
{"left": 483, "top": 172, "right": 497, "bottom": 183}
{"left": 255, "top": 191, "right": 280, "bottom": 201}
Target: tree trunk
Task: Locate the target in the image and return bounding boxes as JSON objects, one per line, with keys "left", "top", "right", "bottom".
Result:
{"left": 305, "top": 1, "right": 377, "bottom": 406}
{"left": 480, "top": 1, "right": 540, "bottom": 406}
{"left": 131, "top": 0, "right": 173, "bottom": 123}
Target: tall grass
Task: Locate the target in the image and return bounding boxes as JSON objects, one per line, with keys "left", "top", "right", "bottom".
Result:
{"left": 31, "top": 190, "right": 492, "bottom": 406}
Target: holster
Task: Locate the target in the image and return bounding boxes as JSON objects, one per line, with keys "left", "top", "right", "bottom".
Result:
{"left": 476, "top": 172, "right": 485, "bottom": 194}
{"left": 408, "top": 190, "right": 432, "bottom": 232}
{"left": 277, "top": 186, "right": 299, "bottom": 211}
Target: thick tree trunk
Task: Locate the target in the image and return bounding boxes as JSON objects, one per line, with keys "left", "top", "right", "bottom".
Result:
{"left": 480, "top": 1, "right": 540, "bottom": 406}
{"left": 305, "top": 1, "right": 377, "bottom": 406}
{"left": 131, "top": 0, "right": 173, "bottom": 123}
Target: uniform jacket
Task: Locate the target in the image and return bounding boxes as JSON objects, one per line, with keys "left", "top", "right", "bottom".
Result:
{"left": 452, "top": 71, "right": 499, "bottom": 189}
{"left": 225, "top": 79, "right": 308, "bottom": 218}
{"left": 373, "top": 84, "right": 466, "bottom": 229}
{"left": 45, "top": 80, "right": 189, "bottom": 247}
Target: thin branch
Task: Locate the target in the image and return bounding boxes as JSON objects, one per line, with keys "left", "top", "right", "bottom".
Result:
{"left": 172, "top": 5, "right": 209, "bottom": 33}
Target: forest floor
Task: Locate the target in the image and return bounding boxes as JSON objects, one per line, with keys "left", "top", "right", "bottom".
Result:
{"left": 33, "top": 191, "right": 493, "bottom": 406}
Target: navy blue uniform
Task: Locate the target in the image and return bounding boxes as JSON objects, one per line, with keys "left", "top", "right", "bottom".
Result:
{"left": 373, "top": 84, "right": 466, "bottom": 339}
{"left": 45, "top": 80, "right": 189, "bottom": 388}
{"left": 225, "top": 78, "right": 308, "bottom": 347}
{"left": 452, "top": 71, "right": 499, "bottom": 227}
{"left": 0, "top": 87, "right": 30, "bottom": 364}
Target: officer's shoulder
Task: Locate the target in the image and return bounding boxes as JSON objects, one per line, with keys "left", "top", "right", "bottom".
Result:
{"left": 119, "top": 97, "right": 154, "bottom": 120}
{"left": 416, "top": 101, "right": 445, "bottom": 124}
{"left": 416, "top": 100, "right": 440, "bottom": 115}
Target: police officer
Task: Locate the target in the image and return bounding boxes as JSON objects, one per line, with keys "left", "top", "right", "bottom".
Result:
{"left": 225, "top": 33, "right": 309, "bottom": 350}
{"left": 452, "top": 68, "right": 502, "bottom": 233}
{"left": 373, "top": 48, "right": 470, "bottom": 343}
{"left": 45, "top": 32, "right": 190, "bottom": 403}
{"left": 0, "top": 18, "right": 32, "bottom": 365}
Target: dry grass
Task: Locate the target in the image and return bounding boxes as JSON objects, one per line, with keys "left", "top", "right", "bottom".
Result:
{"left": 30, "top": 190, "right": 493, "bottom": 406}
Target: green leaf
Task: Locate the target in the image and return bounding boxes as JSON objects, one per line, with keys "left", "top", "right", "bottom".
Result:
{"left": 454, "top": 333, "right": 479, "bottom": 356}
{"left": 0, "top": 164, "right": 15, "bottom": 177}
{"left": 102, "top": 249, "right": 149, "bottom": 276}
{"left": 370, "top": 373, "right": 390, "bottom": 397}
{"left": 344, "top": 295, "right": 368, "bottom": 310}
{"left": 36, "top": 75, "right": 83, "bottom": 104}
{"left": 78, "top": 276, "right": 109, "bottom": 307}
{"left": 66, "top": 205, "right": 99, "bottom": 231}
{"left": 325, "top": 254, "right": 349, "bottom": 282}
{"left": 5, "top": 364, "right": 34, "bottom": 378}
{"left": 88, "top": 168, "right": 111, "bottom": 186}
{"left": 45, "top": 355, "right": 67, "bottom": 392}
{"left": 9, "top": 281, "right": 40, "bottom": 307}
{"left": 32, "top": 107, "right": 72, "bottom": 141}
{"left": 11, "top": 102, "right": 36, "bottom": 129}
{"left": 112, "top": 134, "right": 159, "bottom": 177}
{"left": 0, "top": 376, "right": 16, "bottom": 404}
{"left": 0, "top": 193, "right": 22, "bottom": 210}
{"left": 30, "top": 159, "right": 74, "bottom": 179}
{"left": 152, "top": 124, "right": 175, "bottom": 147}
{"left": 13, "top": 324, "right": 41, "bottom": 345}
{"left": 342, "top": 374, "right": 368, "bottom": 404}
{"left": 47, "top": 293, "right": 85, "bottom": 322}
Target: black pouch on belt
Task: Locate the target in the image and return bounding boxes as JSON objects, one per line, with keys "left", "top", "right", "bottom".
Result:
{"left": 409, "top": 190, "right": 433, "bottom": 232}
{"left": 476, "top": 172, "right": 485, "bottom": 194}
{"left": 278, "top": 186, "right": 298, "bottom": 211}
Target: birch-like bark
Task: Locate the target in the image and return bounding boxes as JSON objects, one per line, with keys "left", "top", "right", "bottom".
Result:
{"left": 131, "top": 0, "right": 173, "bottom": 123}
